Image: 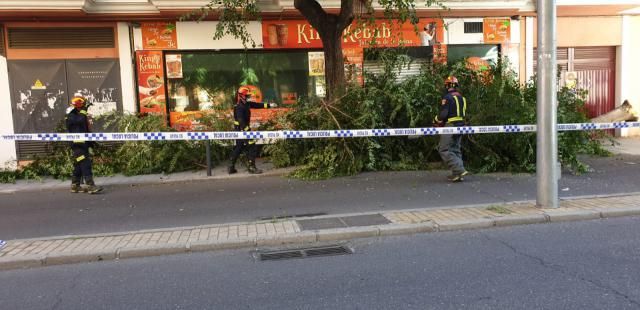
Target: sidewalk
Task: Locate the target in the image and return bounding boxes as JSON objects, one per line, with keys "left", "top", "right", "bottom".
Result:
{"left": 1, "top": 193, "right": 639, "bottom": 271}
{"left": 0, "top": 158, "right": 293, "bottom": 194}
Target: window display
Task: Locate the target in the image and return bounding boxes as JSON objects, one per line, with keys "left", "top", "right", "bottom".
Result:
{"left": 166, "top": 50, "right": 314, "bottom": 130}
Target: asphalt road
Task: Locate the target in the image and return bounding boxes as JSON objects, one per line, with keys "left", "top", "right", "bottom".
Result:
{"left": 1, "top": 217, "right": 639, "bottom": 310}
{"left": 1, "top": 154, "right": 639, "bottom": 240}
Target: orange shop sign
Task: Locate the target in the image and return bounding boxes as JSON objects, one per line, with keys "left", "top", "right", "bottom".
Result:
{"left": 141, "top": 22, "right": 177, "bottom": 50}
{"left": 261, "top": 19, "right": 444, "bottom": 49}
{"left": 483, "top": 18, "right": 511, "bottom": 44}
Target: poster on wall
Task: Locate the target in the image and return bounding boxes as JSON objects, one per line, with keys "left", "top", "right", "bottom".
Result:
{"left": 483, "top": 18, "right": 511, "bottom": 44}
{"left": 141, "top": 22, "right": 177, "bottom": 50}
{"left": 308, "top": 52, "right": 325, "bottom": 76}
{"left": 136, "top": 50, "right": 166, "bottom": 115}
{"left": 66, "top": 60, "right": 122, "bottom": 117}
{"left": 165, "top": 54, "right": 183, "bottom": 78}
{"left": 343, "top": 48, "right": 364, "bottom": 85}
{"left": 8, "top": 61, "right": 68, "bottom": 133}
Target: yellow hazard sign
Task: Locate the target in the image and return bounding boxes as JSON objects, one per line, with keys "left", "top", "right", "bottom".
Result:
{"left": 31, "top": 79, "right": 46, "bottom": 90}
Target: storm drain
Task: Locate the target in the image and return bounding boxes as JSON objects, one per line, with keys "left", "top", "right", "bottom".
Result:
{"left": 258, "top": 213, "right": 328, "bottom": 221}
{"left": 257, "top": 245, "right": 352, "bottom": 261}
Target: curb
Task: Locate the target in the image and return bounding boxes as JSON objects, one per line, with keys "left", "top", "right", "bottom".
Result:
{"left": 1, "top": 205, "right": 639, "bottom": 271}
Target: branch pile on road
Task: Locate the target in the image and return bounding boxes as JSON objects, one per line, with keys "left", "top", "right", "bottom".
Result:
{"left": 0, "top": 53, "right": 609, "bottom": 183}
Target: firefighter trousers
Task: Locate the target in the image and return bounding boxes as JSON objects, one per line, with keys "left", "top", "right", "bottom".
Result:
{"left": 71, "top": 143, "right": 94, "bottom": 185}
{"left": 438, "top": 124, "right": 466, "bottom": 175}
{"left": 230, "top": 139, "right": 258, "bottom": 165}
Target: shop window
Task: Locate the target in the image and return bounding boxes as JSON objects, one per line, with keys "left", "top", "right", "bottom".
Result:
{"left": 447, "top": 44, "right": 500, "bottom": 70}
{"left": 165, "top": 50, "right": 314, "bottom": 129}
{"left": 363, "top": 46, "right": 433, "bottom": 82}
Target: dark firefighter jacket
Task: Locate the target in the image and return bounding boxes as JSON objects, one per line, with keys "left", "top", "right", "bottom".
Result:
{"left": 66, "top": 108, "right": 96, "bottom": 147}
{"left": 435, "top": 88, "right": 468, "bottom": 126}
{"left": 233, "top": 98, "right": 273, "bottom": 131}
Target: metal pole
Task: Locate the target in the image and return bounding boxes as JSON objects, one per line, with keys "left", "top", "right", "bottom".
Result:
{"left": 205, "top": 140, "right": 212, "bottom": 176}
{"left": 536, "top": 0, "right": 558, "bottom": 208}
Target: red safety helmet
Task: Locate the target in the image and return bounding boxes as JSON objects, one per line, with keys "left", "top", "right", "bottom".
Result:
{"left": 444, "top": 76, "right": 459, "bottom": 87}
{"left": 71, "top": 96, "right": 87, "bottom": 108}
{"left": 237, "top": 86, "right": 251, "bottom": 96}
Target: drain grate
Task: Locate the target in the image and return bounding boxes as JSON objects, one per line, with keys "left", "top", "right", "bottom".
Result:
{"left": 305, "top": 246, "right": 351, "bottom": 257}
{"left": 257, "top": 245, "right": 352, "bottom": 261}
{"left": 259, "top": 213, "right": 328, "bottom": 221}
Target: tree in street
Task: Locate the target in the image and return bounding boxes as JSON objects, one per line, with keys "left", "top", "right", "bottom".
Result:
{"left": 184, "top": 0, "right": 443, "bottom": 102}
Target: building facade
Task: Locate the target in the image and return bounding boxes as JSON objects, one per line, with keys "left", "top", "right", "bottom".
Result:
{"left": 0, "top": 0, "right": 638, "bottom": 168}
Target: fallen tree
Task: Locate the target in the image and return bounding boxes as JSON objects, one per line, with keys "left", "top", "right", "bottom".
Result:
{"left": 591, "top": 100, "right": 638, "bottom": 123}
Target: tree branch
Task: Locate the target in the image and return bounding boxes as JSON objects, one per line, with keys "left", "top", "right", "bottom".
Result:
{"left": 337, "top": 0, "right": 356, "bottom": 31}
{"left": 294, "top": 0, "right": 327, "bottom": 33}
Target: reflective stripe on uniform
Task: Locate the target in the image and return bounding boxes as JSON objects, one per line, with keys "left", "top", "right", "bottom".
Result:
{"left": 248, "top": 140, "right": 256, "bottom": 145}
{"left": 244, "top": 126, "right": 250, "bottom": 131}
{"left": 80, "top": 110, "right": 88, "bottom": 115}
{"left": 448, "top": 96, "right": 466, "bottom": 123}
{"left": 73, "top": 140, "right": 84, "bottom": 144}
{"left": 264, "top": 103, "right": 268, "bottom": 109}
{"left": 76, "top": 155, "right": 86, "bottom": 162}
{"left": 234, "top": 121, "right": 240, "bottom": 125}
{"left": 463, "top": 97, "right": 467, "bottom": 116}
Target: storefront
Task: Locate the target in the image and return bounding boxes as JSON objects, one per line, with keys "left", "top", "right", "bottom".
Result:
{"left": 134, "top": 18, "right": 456, "bottom": 130}
{"left": 2, "top": 22, "right": 125, "bottom": 160}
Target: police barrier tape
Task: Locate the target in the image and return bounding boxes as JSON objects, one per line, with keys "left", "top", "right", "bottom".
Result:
{"left": 1, "top": 122, "right": 639, "bottom": 142}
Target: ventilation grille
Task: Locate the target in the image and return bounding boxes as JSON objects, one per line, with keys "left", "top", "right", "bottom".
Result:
{"left": 464, "top": 22, "right": 483, "bottom": 33}
{"left": 16, "top": 141, "right": 122, "bottom": 160}
{"left": 8, "top": 27, "right": 115, "bottom": 49}
{"left": 0, "top": 25, "right": 5, "bottom": 56}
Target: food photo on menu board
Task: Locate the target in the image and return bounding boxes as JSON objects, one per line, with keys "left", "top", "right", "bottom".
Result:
{"left": 136, "top": 50, "right": 166, "bottom": 114}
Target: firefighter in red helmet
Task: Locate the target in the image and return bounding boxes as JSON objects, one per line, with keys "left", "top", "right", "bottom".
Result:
{"left": 228, "top": 86, "right": 277, "bottom": 174}
{"left": 434, "top": 76, "right": 469, "bottom": 182}
{"left": 66, "top": 96, "right": 102, "bottom": 193}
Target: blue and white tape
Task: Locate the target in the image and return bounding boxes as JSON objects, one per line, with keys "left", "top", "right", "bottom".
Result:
{"left": 1, "top": 122, "right": 639, "bottom": 142}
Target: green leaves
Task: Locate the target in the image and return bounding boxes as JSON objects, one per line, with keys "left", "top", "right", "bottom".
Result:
{"left": 263, "top": 50, "right": 607, "bottom": 179}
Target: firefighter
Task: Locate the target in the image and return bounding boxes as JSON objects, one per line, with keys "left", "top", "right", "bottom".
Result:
{"left": 434, "top": 76, "right": 469, "bottom": 182}
{"left": 228, "top": 86, "right": 277, "bottom": 174}
{"left": 66, "top": 96, "right": 102, "bottom": 193}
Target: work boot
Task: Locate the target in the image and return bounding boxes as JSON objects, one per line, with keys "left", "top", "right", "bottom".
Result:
{"left": 70, "top": 183, "right": 84, "bottom": 193}
{"left": 84, "top": 179, "right": 103, "bottom": 194}
{"left": 447, "top": 174, "right": 463, "bottom": 183}
{"left": 228, "top": 165, "right": 238, "bottom": 174}
{"left": 247, "top": 161, "right": 262, "bottom": 174}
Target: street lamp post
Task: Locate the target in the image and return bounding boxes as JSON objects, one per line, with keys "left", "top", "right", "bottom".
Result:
{"left": 536, "top": 0, "right": 559, "bottom": 209}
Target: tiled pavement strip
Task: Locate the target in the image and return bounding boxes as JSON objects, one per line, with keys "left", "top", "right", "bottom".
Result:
{"left": 1, "top": 194, "right": 639, "bottom": 270}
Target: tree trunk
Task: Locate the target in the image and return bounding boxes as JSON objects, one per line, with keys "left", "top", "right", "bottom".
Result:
{"left": 294, "top": 0, "right": 354, "bottom": 102}
{"left": 591, "top": 100, "right": 638, "bottom": 123}
{"left": 320, "top": 20, "right": 347, "bottom": 102}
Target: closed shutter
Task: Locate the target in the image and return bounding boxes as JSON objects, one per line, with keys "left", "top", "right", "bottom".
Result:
{"left": 533, "top": 47, "right": 569, "bottom": 71}
{"left": 573, "top": 46, "right": 615, "bottom": 70}
{"left": 7, "top": 27, "right": 115, "bottom": 49}
{"left": 0, "top": 25, "right": 5, "bottom": 56}
{"left": 533, "top": 46, "right": 615, "bottom": 119}
{"left": 573, "top": 46, "right": 616, "bottom": 118}
{"left": 364, "top": 59, "right": 429, "bottom": 82}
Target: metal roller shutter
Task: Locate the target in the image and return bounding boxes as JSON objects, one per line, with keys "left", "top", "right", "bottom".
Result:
{"left": 533, "top": 46, "right": 615, "bottom": 118}
{"left": 7, "top": 27, "right": 115, "bottom": 49}
{"left": 0, "top": 25, "right": 5, "bottom": 56}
